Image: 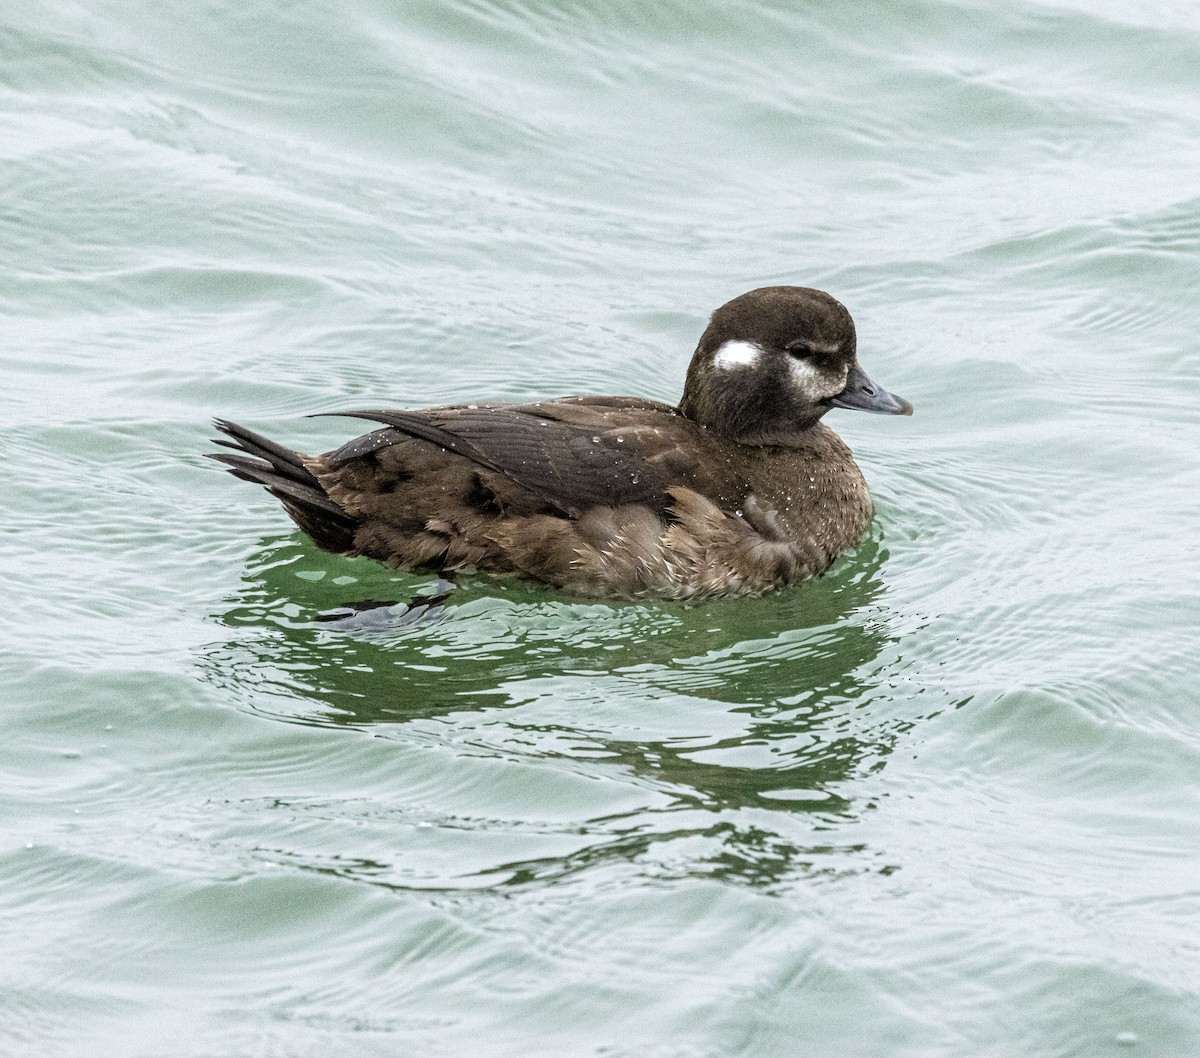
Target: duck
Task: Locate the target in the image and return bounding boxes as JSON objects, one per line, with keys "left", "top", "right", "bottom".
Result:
{"left": 209, "top": 286, "right": 912, "bottom": 600}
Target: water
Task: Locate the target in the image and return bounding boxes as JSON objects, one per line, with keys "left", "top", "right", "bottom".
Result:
{"left": 3, "top": 1, "right": 1200, "bottom": 1054}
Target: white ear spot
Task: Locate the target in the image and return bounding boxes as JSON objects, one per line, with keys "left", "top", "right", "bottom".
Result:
{"left": 712, "top": 339, "right": 761, "bottom": 370}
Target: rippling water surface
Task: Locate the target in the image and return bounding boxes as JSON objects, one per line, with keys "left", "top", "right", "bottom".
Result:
{"left": 4, "top": 1, "right": 1200, "bottom": 1055}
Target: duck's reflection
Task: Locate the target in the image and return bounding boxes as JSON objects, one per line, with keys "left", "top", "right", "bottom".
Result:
{"left": 200, "top": 528, "right": 913, "bottom": 892}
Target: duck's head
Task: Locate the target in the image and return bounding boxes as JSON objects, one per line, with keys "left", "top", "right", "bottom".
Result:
{"left": 679, "top": 286, "right": 912, "bottom": 443}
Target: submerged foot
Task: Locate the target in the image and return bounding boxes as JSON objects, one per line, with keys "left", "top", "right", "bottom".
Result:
{"left": 314, "top": 577, "right": 457, "bottom": 629}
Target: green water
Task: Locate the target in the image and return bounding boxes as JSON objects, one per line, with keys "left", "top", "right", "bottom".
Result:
{"left": 4, "top": 1, "right": 1200, "bottom": 1054}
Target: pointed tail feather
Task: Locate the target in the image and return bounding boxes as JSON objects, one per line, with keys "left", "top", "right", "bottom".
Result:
{"left": 207, "top": 419, "right": 357, "bottom": 553}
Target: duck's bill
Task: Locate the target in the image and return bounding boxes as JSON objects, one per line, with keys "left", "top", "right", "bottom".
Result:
{"left": 828, "top": 365, "right": 913, "bottom": 416}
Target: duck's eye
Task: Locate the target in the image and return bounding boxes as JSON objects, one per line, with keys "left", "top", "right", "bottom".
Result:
{"left": 786, "top": 341, "right": 813, "bottom": 360}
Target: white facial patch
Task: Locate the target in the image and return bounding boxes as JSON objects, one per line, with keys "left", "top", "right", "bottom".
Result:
{"left": 787, "top": 356, "right": 835, "bottom": 402}
{"left": 712, "top": 339, "right": 761, "bottom": 371}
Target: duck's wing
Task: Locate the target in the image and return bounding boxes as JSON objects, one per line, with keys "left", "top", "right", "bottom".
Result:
{"left": 320, "top": 398, "right": 693, "bottom": 518}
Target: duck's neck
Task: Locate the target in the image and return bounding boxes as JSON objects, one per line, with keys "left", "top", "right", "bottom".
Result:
{"left": 677, "top": 401, "right": 831, "bottom": 449}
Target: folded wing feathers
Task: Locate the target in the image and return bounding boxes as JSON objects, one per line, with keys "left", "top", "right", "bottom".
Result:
{"left": 321, "top": 407, "right": 670, "bottom": 517}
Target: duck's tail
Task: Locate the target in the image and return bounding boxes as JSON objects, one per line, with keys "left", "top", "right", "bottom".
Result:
{"left": 207, "top": 419, "right": 357, "bottom": 553}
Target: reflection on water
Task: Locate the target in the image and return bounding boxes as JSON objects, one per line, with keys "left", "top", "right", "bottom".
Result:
{"left": 197, "top": 528, "right": 932, "bottom": 892}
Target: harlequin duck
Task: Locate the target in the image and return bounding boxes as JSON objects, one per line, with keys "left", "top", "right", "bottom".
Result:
{"left": 209, "top": 286, "right": 912, "bottom": 600}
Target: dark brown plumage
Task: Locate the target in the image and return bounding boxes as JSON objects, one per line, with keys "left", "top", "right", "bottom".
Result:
{"left": 208, "top": 286, "right": 912, "bottom": 600}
